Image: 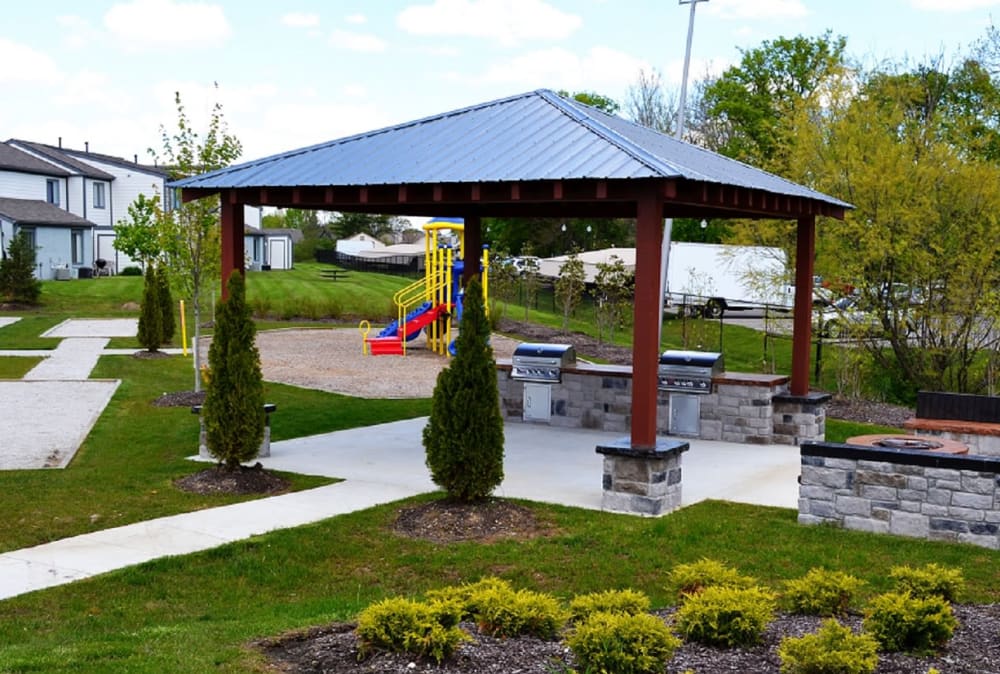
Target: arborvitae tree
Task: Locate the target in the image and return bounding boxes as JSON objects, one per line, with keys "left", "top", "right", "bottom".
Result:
{"left": 156, "top": 264, "right": 175, "bottom": 345}
{"left": 0, "top": 231, "right": 41, "bottom": 304}
{"left": 554, "top": 247, "right": 586, "bottom": 333}
{"left": 423, "top": 277, "right": 504, "bottom": 501}
{"left": 203, "top": 271, "right": 264, "bottom": 469}
{"left": 136, "top": 264, "right": 162, "bottom": 352}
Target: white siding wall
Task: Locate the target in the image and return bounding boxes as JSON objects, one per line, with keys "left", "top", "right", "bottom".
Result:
{"left": 0, "top": 170, "right": 54, "bottom": 201}
{"left": 32, "top": 227, "right": 75, "bottom": 280}
{"left": 66, "top": 175, "right": 85, "bottom": 217}
{"left": 73, "top": 157, "right": 166, "bottom": 227}
{"left": 87, "top": 180, "right": 112, "bottom": 227}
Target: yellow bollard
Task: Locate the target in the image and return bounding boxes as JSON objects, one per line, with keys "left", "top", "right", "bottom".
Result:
{"left": 359, "top": 320, "right": 371, "bottom": 355}
{"left": 180, "top": 299, "right": 188, "bottom": 356}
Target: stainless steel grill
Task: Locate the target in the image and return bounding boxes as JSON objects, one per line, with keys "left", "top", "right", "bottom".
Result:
{"left": 511, "top": 343, "right": 576, "bottom": 383}
{"left": 657, "top": 350, "right": 724, "bottom": 394}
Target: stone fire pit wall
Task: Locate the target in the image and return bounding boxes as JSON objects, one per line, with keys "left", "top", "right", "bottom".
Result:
{"left": 799, "top": 441, "right": 1000, "bottom": 550}
{"left": 496, "top": 360, "right": 823, "bottom": 444}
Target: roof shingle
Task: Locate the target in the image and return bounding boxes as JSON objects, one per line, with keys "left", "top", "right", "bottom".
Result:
{"left": 0, "top": 197, "right": 96, "bottom": 228}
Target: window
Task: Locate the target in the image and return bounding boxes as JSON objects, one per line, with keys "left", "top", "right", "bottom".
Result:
{"left": 93, "top": 183, "right": 106, "bottom": 209}
{"left": 46, "top": 179, "right": 60, "bottom": 206}
{"left": 72, "top": 229, "right": 85, "bottom": 265}
{"left": 19, "top": 227, "right": 36, "bottom": 250}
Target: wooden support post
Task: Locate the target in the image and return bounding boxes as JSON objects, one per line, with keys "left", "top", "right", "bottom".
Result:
{"left": 220, "top": 192, "right": 245, "bottom": 300}
{"left": 791, "top": 215, "right": 816, "bottom": 396}
{"left": 631, "top": 191, "right": 664, "bottom": 450}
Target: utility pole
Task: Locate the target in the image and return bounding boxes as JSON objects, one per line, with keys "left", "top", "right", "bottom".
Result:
{"left": 659, "top": 0, "right": 708, "bottom": 344}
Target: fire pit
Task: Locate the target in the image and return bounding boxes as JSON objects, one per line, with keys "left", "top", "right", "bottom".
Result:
{"left": 845, "top": 434, "right": 968, "bottom": 454}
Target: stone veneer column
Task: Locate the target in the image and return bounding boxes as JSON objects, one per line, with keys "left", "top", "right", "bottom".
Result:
{"left": 773, "top": 391, "right": 831, "bottom": 444}
{"left": 596, "top": 439, "right": 689, "bottom": 516}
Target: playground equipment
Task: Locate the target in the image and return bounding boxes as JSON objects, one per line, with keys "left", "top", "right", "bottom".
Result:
{"left": 363, "top": 218, "right": 489, "bottom": 356}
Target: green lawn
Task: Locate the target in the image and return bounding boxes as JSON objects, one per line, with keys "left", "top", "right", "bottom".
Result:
{"left": 0, "top": 354, "right": 429, "bottom": 553}
{"left": 0, "top": 498, "right": 997, "bottom": 673}
{"left": 0, "top": 265, "right": 959, "bottom": 673}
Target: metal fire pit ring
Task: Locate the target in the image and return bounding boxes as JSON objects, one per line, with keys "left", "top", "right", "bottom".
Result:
{"left": 846, "top": 434, "right": 968, "bottom": 454}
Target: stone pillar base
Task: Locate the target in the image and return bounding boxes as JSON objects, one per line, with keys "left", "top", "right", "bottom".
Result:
{"left": 772, "top": 392, "right": 831, "bottom": 445}
{"left": 596, "top": 439, "right": 689, "bottom": 516}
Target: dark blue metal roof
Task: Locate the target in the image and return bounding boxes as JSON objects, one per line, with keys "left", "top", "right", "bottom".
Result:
{"left": 172, "top": 89, "right": 849, "bottom": 210}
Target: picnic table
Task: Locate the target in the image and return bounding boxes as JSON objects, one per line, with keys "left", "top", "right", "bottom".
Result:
{"left": 319, "top": 269, "right": 350, "bottom": 281}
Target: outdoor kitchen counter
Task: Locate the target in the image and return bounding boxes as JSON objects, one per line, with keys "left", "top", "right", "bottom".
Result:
{"left": 496, "top": 359, "right": 630, "bottom": 376}
{"left": 714, "top": 372, "right": 789, "bottom": 387}
{"left": 498, "top": 360, "right": 789, "bottom": 385}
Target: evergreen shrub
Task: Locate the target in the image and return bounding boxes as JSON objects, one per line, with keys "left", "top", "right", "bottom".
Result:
{"left": 355, "top": 597, "right": 469, "bottom": 664}
{"left": 674, "top": 585, "right": 776, "bottom": 648}
{"left": 862, "top": 591, "right": 958, "bottom": 654}
{"left": 137, "top": 264, "right": 162, "bottom": 352}
{"left": 156, "top": 264, "right": 175, "bottom": 344}
{"left": 666, "top": 558, "right": 757, "bottom": 602}
{"left": 0, "top": 231, "right": 41, "bottom": 304}
{"left": 783, "top": 568, "right": 866, "bottom": 616}
{"left": 569, "top": 588, "right": 651, "bottom": 622}
{"left": 888, "top": 563, "right": 964, "bottom": 602}
{"left": 567, "top": 611, "right": 681, "bottom": 674}
{"left": 423, "top": 277, "right": 504, "bottom": 501}
{"left": 473, "top": 585, "right": 568, "bottom": 639}
{"left": 777, "top": 619, "right": 879, "bottom": 674}
{"left": 203, "top": 271, "right": 264, "bottom": 468}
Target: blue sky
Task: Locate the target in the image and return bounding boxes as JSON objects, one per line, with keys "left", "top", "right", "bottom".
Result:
{"left": 2, "top": 0, "right": 998, "bottom": 164}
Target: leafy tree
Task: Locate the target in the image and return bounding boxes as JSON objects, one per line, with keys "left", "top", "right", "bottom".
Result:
{"left": 156, "top": 263, "right": 175, "bottom": 345}
{"left": 203, "top": 271, "right": 264, "bottom": 469}
{"left": 593, "top": 255, "right": 633, "bottom": 344}
{"left": 557, "top": 89, "right": 620, "bottom": 115}
{"left": 152, "top": 90, "right": 242, "bottom": 391}
{"left": 137, "top": 264, "right": 163, "bottom": 352}
{"left": 422, "top": 277, "right": 504, "bottom": 502}
{"left": 794, "top": 59, "right": 1000, "bottom": 395}
{"left": 0, "top": 231, "right": 40, "bottom": 304}
{"left": 486, "top": 248, "right": 518, "bottom": 324}
{"left": 112, "top": 193, "right": 163, "bottom": 267}
{"left": 554, "top": 248, "right": 586, "bottom": 332}
{"left": 703, "top": 31, "right": 848, "bottom": 170}
{"left": 332, "top": 212, "right": 410, "bottom": 241}
{"left": 519, "top": 243, "right": 541, "bottom": 321}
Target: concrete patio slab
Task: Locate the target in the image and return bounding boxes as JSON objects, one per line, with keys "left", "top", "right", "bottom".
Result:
{"left": 42, "top": 318, "right": 138, "bottom": 338}
{"left": 0, "top": 317, "right": 20, "bottom": 330}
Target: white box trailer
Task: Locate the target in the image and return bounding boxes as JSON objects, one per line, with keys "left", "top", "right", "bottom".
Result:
{"left": 666, "top": 242, "right": 793, "bottom": 317}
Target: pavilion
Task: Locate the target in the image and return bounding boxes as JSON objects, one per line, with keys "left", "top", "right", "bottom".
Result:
{"left": 173, "top": 89, "right": 850, "bottom": 452}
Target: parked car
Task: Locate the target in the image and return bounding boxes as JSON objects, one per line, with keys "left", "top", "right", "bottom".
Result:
{"left": 813, "top": 295, "right": 884, "bottom": 338}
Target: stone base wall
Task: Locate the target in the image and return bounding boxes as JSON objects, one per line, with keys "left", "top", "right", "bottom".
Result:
{"left": 597, "top": 439, "right": 688, "bottom": 516}
{"left": 798, "top": 442, "right": 1000, "bottom": 550}
{"left": 497, "top": 362, "right": 803, "bottom": 444}
{"left": 908, "top": 428, "right": 1000, "bottom": 457}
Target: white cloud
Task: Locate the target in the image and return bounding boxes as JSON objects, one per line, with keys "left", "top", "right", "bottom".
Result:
{"left": 0, "top": 39, "right": 63, "bottom": 84}
{"left": 704, "top": 0, "right": 807, "bottom": 20}
{"left": 51, "top": 70, "right": 135, "bottom": 110}
{"left": 345, "top": 13, "right": 367, "bottom": 24}
{"left": 341, "top": 83, "right": 368, "bottom": 98}
{"left": 329, "top": 29, "right": 387, "bottom": 53}
{"left": 910, "top": 0, "right": 1000, "bottom": 9}
{"left": 477, "top": 46, "right": 649, "bottom": 94}
{"left": 397, "top": 0, "right": 582, "bottom": 47}
{"left": 281, "top": 12, "right": 320, "bottom": 28}
{"left": 104, "top": 0, "right": 231, "bottom": 50}
{"left": 56, "top": 15, "right": 100, "bottom": 49}
{"left": 249, "top": 101, "right": 392, "bottom": 158}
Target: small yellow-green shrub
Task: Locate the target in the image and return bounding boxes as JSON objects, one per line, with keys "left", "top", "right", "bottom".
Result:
{"left": 666, "top": 558, "right": 757, "bottom": 602}
{"left": 778, "top": 619, "right": 879, "bottom": 674}
{"left": 355, "top": 597, "right": 470, "bottom": 663}
{"left": 473, "top": 586, "right": 569, "bottom": 639}
{"left": 862, "top": 592, "right": 958, "bottom": 655}
{"left": 425, "top": 576, "right": 513, "bottom": 620}
{"left": 569, "top": 589, "right": 651, "bottom": 622}
{"left": 674, "top": 585, "right": 776, "bottom": 648}
{"left": 567, "top": 611, "right": 681, "bottom": 674}
{"left": 782, "top": 568, "right": 866, "bottom": 617}
{"left": 889, "top": 563, "right": 964, "bottom": 602}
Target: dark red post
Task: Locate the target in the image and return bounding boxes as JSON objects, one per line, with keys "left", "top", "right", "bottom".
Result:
{"left": 463, "top": 214, "right": 482, "bottom": 284}
{"left": 220, "top": 191, "right": 244, "bottom": 299}
{"left": 791, "top": 215, "right": 816, "bottom": 396}
{"left": 631, "top": 191, "right": 664, "bottom": 449}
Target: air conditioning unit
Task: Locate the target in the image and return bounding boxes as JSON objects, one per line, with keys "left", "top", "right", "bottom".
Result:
{"left": 53, "top": 266, "right": 72, "bottom": 281}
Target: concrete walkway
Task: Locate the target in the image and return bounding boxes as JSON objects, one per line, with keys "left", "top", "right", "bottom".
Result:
{"left": 0, "top": 316, "right": 803, "bottom": 602}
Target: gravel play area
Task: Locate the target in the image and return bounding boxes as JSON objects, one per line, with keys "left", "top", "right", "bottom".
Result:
{"left": 256, "top": 328, "right": 522, "bottom": 399}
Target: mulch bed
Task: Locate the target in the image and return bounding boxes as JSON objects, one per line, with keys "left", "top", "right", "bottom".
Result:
{"left": 174, "top": 463, "right": 290, "bottom": 495}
